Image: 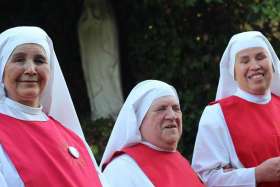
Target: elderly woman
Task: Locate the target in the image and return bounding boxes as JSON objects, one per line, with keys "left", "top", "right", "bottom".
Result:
{"left": 100, "top": 80, "right": 205, "bottom": 187}
{"left": 192, "top": 31, "right": 280, "bottom": 187}
{"left": 0, "top": 26, "right": 106, "bottom": 187}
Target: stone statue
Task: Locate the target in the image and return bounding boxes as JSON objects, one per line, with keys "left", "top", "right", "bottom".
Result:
{"left": 78, "top": 0, "right": 123, "bottom": 120}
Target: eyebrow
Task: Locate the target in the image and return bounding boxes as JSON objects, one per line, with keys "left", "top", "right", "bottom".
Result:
{"left": 256, "top": 51, "right": 267, "bottom": 56}
{"left": 11, "top": 52, "right": 47, "bottom": 60}
{"left": 153, "top": 103, "right": 180, "bottom": 108}
{"left": 34, "top": 54, "right": 47, "bottom": 60}
{"left": 238, "top": 51, "right": 267, "bottom": 59}
{"left": 11, "top": 52, "right": 26, "bottom": 58}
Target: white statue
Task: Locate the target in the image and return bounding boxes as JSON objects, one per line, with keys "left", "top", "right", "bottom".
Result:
{"left": 78, "top": 0, "right": 123, "bottom": 120}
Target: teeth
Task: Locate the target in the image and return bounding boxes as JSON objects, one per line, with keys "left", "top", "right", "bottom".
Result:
{"left": 165, "top": 125, "right": 176, "bottom": 128}
{"left": 249, "top": 74, "right": 264, "bottom": 79}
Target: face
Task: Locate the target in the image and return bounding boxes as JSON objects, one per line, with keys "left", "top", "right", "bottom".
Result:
{"left": 139, "top": 96, "right": 182, "bottom": 151}
{"left": 234, "top": 47, "right": 273, "bottom": 95}
{"left": 3, "top": 43, "right": 50, "bottom": 107}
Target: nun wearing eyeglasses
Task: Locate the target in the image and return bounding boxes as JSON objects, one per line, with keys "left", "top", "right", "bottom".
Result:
{"left": 0, "top": 26, "right": 108, "bottom": 187}
{"left": 100, "top": 80, "right": 205, "bottom": 187}
{"left": 192, "top": 31, "right": 280, "bottom": 187}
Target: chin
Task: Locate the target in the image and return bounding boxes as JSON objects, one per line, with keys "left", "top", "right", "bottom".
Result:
{"left": 250, "top": 88, "right": 268, "bottom": 95}
{"left": 19, "top": 89, "right": 40, "bottom": 97}
{"left": 20, "top": 93, "right": 40, "bottom": 103}
{"left": 165, "top": 138, "right": 179, "bottom": 149}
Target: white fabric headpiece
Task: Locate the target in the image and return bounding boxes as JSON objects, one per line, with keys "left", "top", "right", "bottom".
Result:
{"left": 216, "top": 31, "right": 280, "bottom": 100}
{"left": 100, "top": 80, "right": 179, "bottom": 169}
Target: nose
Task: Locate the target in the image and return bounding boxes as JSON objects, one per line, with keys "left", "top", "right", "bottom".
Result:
{"left": 24, "top": 61, "right": 37, "bottom": 75}
{"left": 250, "top": 60, "right": 261, "bottom": 71}
{"left": 165, "top": 107, "right": 176, "bottom": 120}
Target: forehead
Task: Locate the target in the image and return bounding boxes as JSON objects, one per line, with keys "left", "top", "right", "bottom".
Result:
{"left": 236, "top": 47, "right": 268, "bottom": 58}
{"left": 11, "top": 43, "right": 47, "bottom": 56}
{"left": 151, "top": 96, "right": 179, "bottom": 106}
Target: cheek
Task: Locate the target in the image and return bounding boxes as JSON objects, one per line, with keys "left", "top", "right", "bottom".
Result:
{"left": 177, "top": 115, "right": 183, "bottom": 128}
{"left": 3, "top": 67, "right": 21, "bottom": 84}
{"left": 178, "top": 114, "right": 182, "bottom": 123}
{"left": 236, "top": 67, "right": 248, "bottom": 82}
{"left": 38, "top": 67, "right": 50, "bottom": 82}
{"left": 157, "top": 115, "right": 166, "bottom": 125}
{"left": 267, "top": 64, "right": 274, "bottom": 75}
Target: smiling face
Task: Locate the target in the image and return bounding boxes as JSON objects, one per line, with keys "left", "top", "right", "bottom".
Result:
{"left": 3, "top": 43, "right": 50, "bottom": 107}
{"left": 234, "top": 47, "right": 273, "bottom": 95}
{"left": 139, "top": 96, "right": 182, "bottom": 151}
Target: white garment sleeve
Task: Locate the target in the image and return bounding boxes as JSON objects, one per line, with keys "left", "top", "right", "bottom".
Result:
{"left": 103, "top": 154, "right": 154, "bottom": 187}
{"left": 192, "top": 104, "right": 256, "bottom": 187}
{"left": 0, "top": 174, "right": 8, "bottom": 187}
{"left": 0, "top": 145, "right": 24, "bottom": 187}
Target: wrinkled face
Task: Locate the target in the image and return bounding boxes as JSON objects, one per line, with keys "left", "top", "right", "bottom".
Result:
{"left": 234, "top": 47, "right": 273, "bottom": 95}
{"left": 140, "top": 96, "right": 182, "bottom": 151}
{"left": 3, "top": 43, "right": 50, "bottom": 107}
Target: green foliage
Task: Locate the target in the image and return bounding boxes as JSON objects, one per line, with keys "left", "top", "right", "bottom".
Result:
{"left": 81, "top": 117, "right": 114, "bottom": 163}
{"left": 250, "top": 0, "right": 280, "bottom": 21}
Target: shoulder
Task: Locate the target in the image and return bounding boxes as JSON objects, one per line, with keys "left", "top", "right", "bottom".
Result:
{"left": 272, "top": 94, "right": 280, "bottom": 102}
{"left": 198, "top": 102, "right": 227, "bottom": 132}
{"left": 209, "top": 96, "right": 237, "bottom": 106}
{"left": 104, "top": 154, "right": 139, "bottom": 172}
{"left": 103, "top": 154, "right": 153, "bottom": 187}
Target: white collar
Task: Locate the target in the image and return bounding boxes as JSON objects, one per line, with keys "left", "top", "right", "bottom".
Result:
{"left": 234, "top": 88, "right": 271, "bottom": 104}
{"left": 0, "top": 97, "right": 48, "bottom": 121}
{"left": 141, "top": 141, "right": 176, "bottom": 152}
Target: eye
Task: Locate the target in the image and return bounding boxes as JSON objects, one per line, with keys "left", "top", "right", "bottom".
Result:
{"left": 239, "top": 59, "right": 249, "bottom": 64}
{"left": 172, "top": 105, "right": 181, "bottom": 112}
{"left": 10, "top": 56, "right": 25, "bottom": 63}
{"left": 156, "top": 106, "right": 167, "bottom": 112}
{"left": 34, "top": 56, "right": 47, "bottom": 64}
{"left": 256, "top": 53, "right": 267, "bottom": 60}
{"left": 34, "top": 59, "right": 45, "bottom": 64}
{"left": 14, "top": 57, "right": 25, "bottom": 62}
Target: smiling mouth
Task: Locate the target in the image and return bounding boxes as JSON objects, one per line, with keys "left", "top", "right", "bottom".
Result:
{"left": 248, "top": 73, "right": 264, "bottom": 79}
{"left": 18, "top": 81, "right": 38, "bottom": 83}
{"left": 164, "top": 124, "right": 177, "bottom": 129}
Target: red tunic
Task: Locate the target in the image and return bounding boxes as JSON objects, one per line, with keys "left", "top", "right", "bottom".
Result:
{"left": 0, "top": 113, "right": 102, "bottom": 187}
{"left": 219, "top": 95, "right": 280, "bottom": 187}
{"left": 109, "top": 143, "right": 205, "bottom": 187}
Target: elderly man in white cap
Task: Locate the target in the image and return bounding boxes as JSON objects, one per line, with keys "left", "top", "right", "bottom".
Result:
{"left": 100, "top": 80, "right": 205, "bottom": 187}
{"left": 192, "top": 31, "right": 280, "bottom": 187}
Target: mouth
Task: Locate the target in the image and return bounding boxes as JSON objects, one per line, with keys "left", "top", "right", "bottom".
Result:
{"left": 17, "top": 80, "right": 38, "bottom": 83}
{"left": 248, "top": 73, "right": 264, "bottom": 80}
{"left": 17, "top": 77, "right": 39, "bottom": 82}
{"left": 164, "top": 124, "right": 177, "bottom": 129}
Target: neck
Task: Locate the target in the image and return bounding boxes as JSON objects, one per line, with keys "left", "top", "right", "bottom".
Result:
{"left": 235, "top": 88, "right": 271, "bottom": 104}
{"left": 141, "top": 141, "right": 177, "bottom": 152}
{"left": 7, "top": 96, "right": 40, "bottom": 108}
